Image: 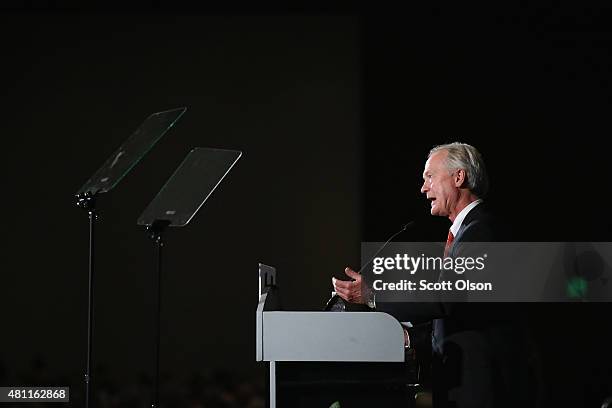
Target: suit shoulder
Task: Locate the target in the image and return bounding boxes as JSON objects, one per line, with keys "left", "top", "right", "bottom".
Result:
{"left": 458, "top": 205, "right": 499, "bottom": 242}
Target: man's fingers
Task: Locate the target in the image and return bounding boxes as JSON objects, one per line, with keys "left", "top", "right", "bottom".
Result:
{"left": 335, "top": 288, "right": 350, "bottom": 301}
{"left": 344, "top": 267, "right": 360, "bottom": 279}
{"left": 335, "top": 285, "right": 360, "bottom": 300}
{"left": 333, "top": 283, "right": 350, "bottom": 295}
{"left": 333, "top": 278, "right": 352, "bottom": 290}
{"left": 333, "top": 268, "right": 364, "bottom": 303}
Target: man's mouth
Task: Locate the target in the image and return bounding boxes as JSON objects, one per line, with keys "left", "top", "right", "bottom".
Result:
{"left": 429, "top": 197, "right": 436, "bottom": 205}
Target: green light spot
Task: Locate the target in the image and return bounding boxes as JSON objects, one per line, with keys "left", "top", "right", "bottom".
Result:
{"left": 567, "top": 277, "right": 587, "bottom": 298}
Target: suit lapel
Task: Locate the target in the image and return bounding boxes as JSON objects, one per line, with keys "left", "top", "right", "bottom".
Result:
{"left": 448, "top": 203, "right": 484, "bottom": 257}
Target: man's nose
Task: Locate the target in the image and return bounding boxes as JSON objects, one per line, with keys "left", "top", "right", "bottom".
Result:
{"left": 420, "top": 180, "right": 428, "bottom": 194}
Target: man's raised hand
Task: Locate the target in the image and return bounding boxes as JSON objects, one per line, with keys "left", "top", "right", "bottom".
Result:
{"left": 332, "top": 267, "right": 366, "bottom": 304}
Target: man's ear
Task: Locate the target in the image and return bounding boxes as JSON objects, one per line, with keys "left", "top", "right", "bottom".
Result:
{"left": 454, "top": 169, "right": 466, "bottom": 188}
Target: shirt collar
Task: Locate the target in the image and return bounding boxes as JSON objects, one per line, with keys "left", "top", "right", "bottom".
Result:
{"left": 449, "top": 199, "right": 482, "bottom": 237}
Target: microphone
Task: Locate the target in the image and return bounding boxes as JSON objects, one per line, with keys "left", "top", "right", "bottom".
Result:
{"left": 358, "top": 221, "right": 415, "bottom": 274}
{"left": 324, "top": 220, "right": 416, "bottom": 312}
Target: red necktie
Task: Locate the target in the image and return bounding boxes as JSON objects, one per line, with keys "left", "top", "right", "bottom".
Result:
{"left": 444, "top": 230, "right": 454, "bottom": 257}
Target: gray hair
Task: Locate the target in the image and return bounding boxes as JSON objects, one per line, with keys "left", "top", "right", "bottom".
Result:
{"left": 429, "top": 142, "right": 489, "bottom": 197}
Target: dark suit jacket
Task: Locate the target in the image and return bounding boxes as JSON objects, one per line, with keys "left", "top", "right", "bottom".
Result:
{"left": 432, "top": 203, "right": 500, "bottom": 355}
{"left": 377, "top": 203, "right": 500, "bottom": 349}
{"left": 377, "top": 203, "right": 530, "bottom": 408}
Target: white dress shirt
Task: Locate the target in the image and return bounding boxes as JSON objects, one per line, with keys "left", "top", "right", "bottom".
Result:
{"left": 449, "top": 199, "right": 482, "bottom": 238}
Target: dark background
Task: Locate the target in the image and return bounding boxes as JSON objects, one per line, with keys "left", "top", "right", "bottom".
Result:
{"left": 1, "top": 2, "right": 611, "bottom": 407}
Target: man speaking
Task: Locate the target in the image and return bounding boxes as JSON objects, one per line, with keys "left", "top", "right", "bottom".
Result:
{"left": 333, "top": 143, "right": 530, "bottom": 408}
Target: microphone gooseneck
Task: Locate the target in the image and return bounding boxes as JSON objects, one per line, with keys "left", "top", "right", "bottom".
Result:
{"left": 358, "top": 220, "right": 415, "bottom": 274}
{"left": 324, "top": 220, "right": 416, "bottom": 312}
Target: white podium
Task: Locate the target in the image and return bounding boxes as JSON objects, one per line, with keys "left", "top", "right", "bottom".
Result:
{"left": 255, "top": 264, "right": 408, "bottom": 408}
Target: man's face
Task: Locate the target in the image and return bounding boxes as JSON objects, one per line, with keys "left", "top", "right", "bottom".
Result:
{"left": 420, "top": 150, "right": 461, "bottom": 218}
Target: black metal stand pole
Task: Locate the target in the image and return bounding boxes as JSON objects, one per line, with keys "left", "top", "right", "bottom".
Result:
{"left": 147, "top": 220, "right": 170, "bottom": 408}
{"left": 77, "top": 192, "right": 97, "bottom": 408}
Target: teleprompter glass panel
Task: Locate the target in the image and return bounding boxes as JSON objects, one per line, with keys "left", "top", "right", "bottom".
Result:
{"left": 137, "top": 148, "right": 242, "bottom": 227}
{"left": 76, "top": 107, "right": 187, "bottom": 196}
